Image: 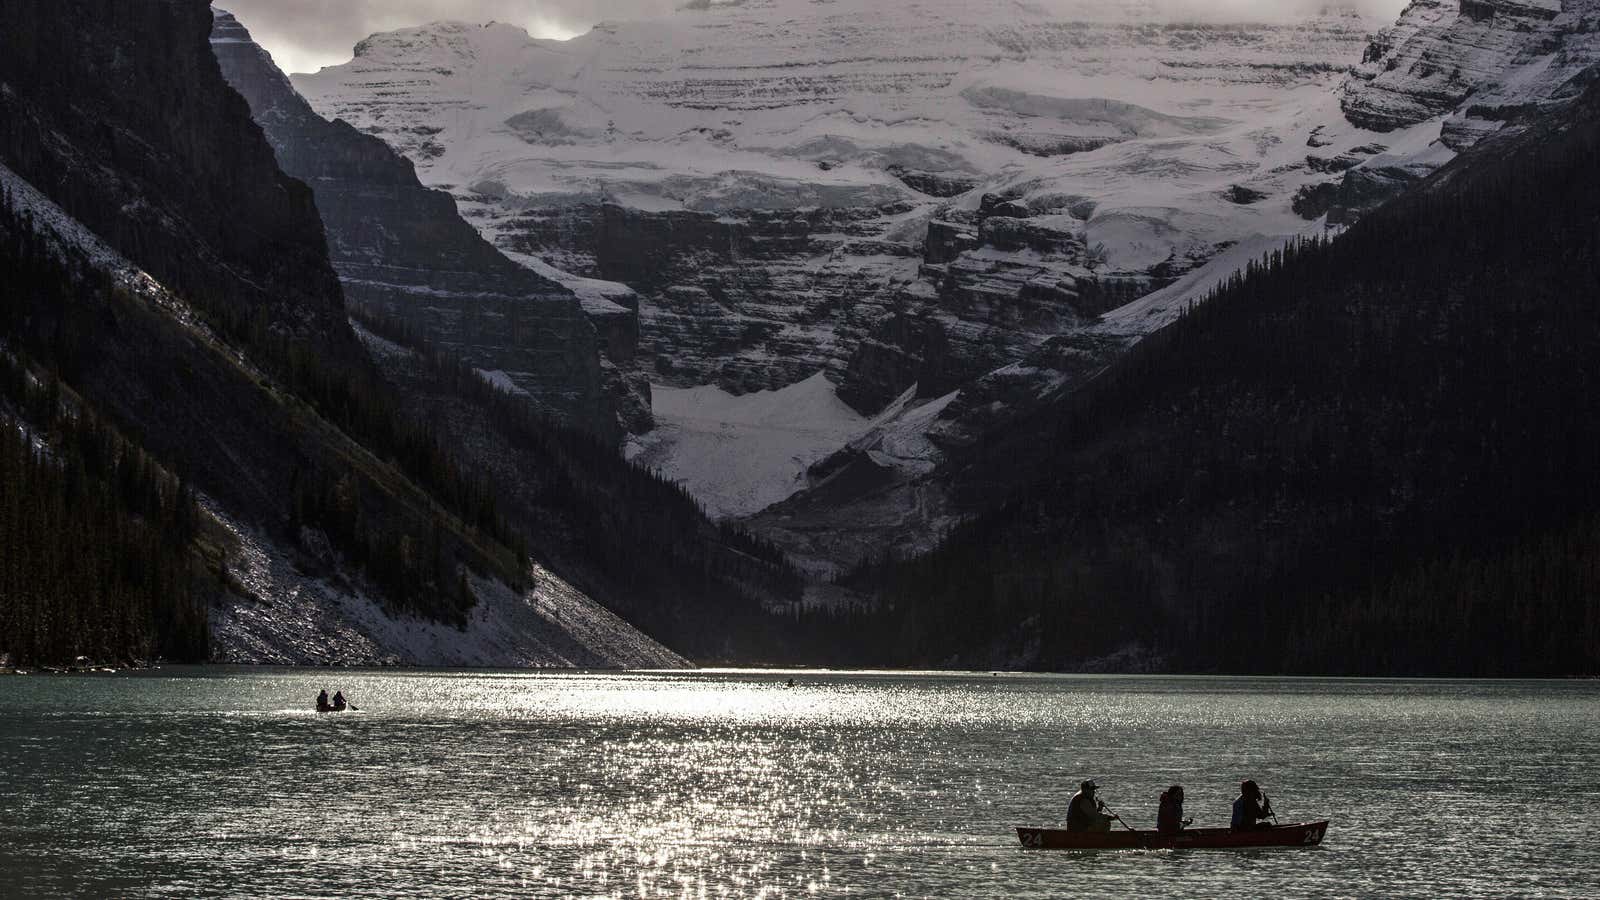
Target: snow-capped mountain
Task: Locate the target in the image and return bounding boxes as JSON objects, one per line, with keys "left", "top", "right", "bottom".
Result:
{"left": 294, "top": 2, "right": 1384, "bottom": 372}
{"left": 291, "top": 0, "right": 1600, "bottom": 573}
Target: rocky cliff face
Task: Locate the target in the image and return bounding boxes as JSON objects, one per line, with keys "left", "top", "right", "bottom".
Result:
{"left": 209, "top": 10, "right": 638, "bottom": 436}
{"left": 1341, "top": 0, "right": 1598, "bottom": 140}
{"left": 0, "top": 0, "right": 351, "bottom": 352}
{"left": 1305, "top": 0, "right": 1600, "bottom": 223}
{"left": 290, "top": 0, "right": 1600, "bottom": 574}
{"left": 592, "top": 200, "right": 923, "bottom": 398}
{"left": 294, "top": 3, "right": 1381, "bottom": 407}
{"left": 838, "top": 195, "right": 1145, "bottom": 414}
{"left": 293, "top": 2, "right": 1385, "bottom": 539}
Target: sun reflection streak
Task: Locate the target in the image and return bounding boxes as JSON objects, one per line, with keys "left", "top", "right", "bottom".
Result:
{"left": 7, "top": 671, "right": 1599, "bottom": 897}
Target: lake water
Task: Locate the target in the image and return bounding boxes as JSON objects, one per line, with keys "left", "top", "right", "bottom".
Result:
{"left": 2, "top": 670, "right": 1597, "bottom": 898}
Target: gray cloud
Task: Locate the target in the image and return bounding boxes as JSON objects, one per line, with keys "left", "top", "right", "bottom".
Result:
{"left": 220, "top": 1, "right": 681, "bottom": 73}
{"left": 219, "top": 0, "right": 1410, "bottom": 76}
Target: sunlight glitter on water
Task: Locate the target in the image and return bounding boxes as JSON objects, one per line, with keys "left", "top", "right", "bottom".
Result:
{"left": 2, "top": 670, "right": 1599, "bottom": 898}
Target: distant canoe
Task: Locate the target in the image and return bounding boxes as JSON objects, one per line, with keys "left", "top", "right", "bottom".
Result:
{"left": 1016, "top": 821, "right": 1328, "bottom": 850}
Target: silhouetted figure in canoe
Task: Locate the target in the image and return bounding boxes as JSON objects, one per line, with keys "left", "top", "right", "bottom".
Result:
{"left": 1157, "top": 785, "right": 1192, "bottom": 834}
{"left": 1232, "top": 780, "right": 1274, "bottom": 830}
{"left": 1066, "top": 779, "right": 1115, "bottom": 832}
{"left": 332, "top": 691, "right": 347, "bottom": 712}
{"left": 316, "top": 689, "right": 331, "bottom": 713}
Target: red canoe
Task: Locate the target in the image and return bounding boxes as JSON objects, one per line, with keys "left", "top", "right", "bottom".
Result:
{"left": 1016, "top": 821, "right": 1328, "bottom": 850}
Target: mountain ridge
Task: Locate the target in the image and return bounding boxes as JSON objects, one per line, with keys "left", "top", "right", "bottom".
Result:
{"left": 210, "top": 8, "right": 642, "bottom": 438}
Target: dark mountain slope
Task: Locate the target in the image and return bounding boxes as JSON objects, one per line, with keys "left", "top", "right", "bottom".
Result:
{"left": 840, "top": 78, "right": 1600, "bottom": 676}
{"left": 0, "top": 224, "right": 207, "bottom": 665}
{"left": 0, "top": 0, "right": 770, "bottom": 666}
{"left": 0, "top": 0, "right": 372, "bottom": 541}
{"left": 0, "top": 0, "right": 525, "bottom": 624}
{"left": 209, "top": 10, "right": 634, "bottom": 437}
{"left": 199, "top": 9, "right": 802, "bottom": 658}
{"left": 0, "top": 164, "right": 532, "bottom": 652}
{"left": 0, "top": 0, "right": 351, "bottom": 349}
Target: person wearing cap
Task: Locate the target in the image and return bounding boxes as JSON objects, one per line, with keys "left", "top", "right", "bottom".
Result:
{"left": 1066, "top": 779, "right": 1116, "bottom": 832}
{"left": 1231, "top": 780, "right": 1274, "bottom": 830}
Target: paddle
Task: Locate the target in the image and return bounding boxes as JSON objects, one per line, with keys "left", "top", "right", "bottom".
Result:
{"left": 1100, "top": 802, "right": 1150, "bottom": 849}
{"left": 1262, "top": 792, "right": 1280, "bottom": 827}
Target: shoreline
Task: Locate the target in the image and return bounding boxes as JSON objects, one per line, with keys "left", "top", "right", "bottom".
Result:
{"left": 4, "top": 662, "right": 1596, "bottom": 680}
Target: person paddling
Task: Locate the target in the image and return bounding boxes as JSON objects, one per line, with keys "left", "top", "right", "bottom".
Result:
{"left": 316, "top": 689, "right": 331, "bottom": 713}
{"left": 331, "top": 690, "right": 347, "bottom": 712}
{"left": 1232, "top": 779, "right": 1274, "bottom": 830}
{"left": 1066, "top": 779, "right": 1116, "bottom": 832}
{"left": 1157, "top": 785, "right": 1192, "bottom": 834}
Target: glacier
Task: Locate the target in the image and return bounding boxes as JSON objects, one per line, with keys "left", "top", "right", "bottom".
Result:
{"left": 284, "top": 0, "right": 1600, "bottom": 574}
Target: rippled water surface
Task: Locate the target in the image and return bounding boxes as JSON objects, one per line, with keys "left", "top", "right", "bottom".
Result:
{"left": 3, "top": 669, "right": 1598, "bottom": 897}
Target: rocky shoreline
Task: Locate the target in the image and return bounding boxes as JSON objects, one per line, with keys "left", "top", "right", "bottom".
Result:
{"left": 0, "top": 655, "right": 151, "bottom": 675}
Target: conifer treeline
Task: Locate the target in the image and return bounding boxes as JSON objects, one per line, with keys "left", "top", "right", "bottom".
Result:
{"left": 0, "top": 195, "right": 204, "bottom": 664}
{"left": 157, "top": 264, "right": 534, "bottom": 621}
{"left": 0, "top": 353, "right": 207, "bottom": 665}
{"left": 814, "top": 84, "right": 1600, "bottom": 675}
{"left": 0, "top": 190, "right": 513, "bottom": 650}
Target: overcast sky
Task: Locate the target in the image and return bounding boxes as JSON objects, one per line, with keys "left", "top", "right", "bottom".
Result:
{"left": 220, "top": 0, "right": 1411, "bottom": 77}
